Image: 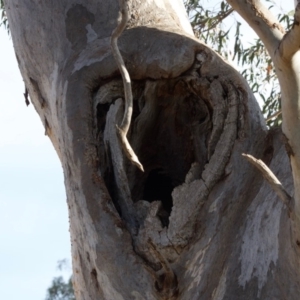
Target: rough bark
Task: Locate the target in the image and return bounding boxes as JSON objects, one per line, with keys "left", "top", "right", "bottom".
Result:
{"left": 4, "top": 0, "right": 300, "bottom": 299}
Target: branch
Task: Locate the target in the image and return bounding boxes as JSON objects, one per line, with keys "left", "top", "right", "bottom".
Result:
{"left": 265, "top": 109, "right": 282, "bottom": 122}
{"left": 199, "top": 8, "right": 234, "bottom": 33}
{"left": 111, "top": 0, "right": 144, "bottom": 172}
{"left": 278, "top": 3, "right": 300, "bottom": 60}
{"left": 242, "top": 153, "right": 292, "bottom": 213}
{"left": 227, "top": 0, "right": 284, "bottom": 58}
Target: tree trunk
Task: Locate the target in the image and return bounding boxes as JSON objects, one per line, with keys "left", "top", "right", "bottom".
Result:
{"left": 4, "top": 0, "right": 300, "bottom": 299}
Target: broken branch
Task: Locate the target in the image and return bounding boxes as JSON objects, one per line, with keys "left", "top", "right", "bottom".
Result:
{"left": 242, "top": 153, "right": 292, "bottom": 213}
{"left": 111, "top": 0, "right": 144, "bottom": 172}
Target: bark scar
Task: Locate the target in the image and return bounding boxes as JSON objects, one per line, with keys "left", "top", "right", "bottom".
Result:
{"left": 148, "top": 239, "right": 178, "bottom": 299}
{"left": 282, "top": 133, "right": 295, "bottom": 157}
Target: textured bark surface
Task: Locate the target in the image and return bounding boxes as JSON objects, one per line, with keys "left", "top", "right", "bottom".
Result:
{"left": 228, "top": 0, "right": 300, "bottom": 244}
{"left": 4, "top": 0, "right": 300, "bottom": 299}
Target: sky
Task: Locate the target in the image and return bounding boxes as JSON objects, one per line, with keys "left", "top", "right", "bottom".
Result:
{"left": 0, "top": 1, "right": 295, "bottom": 300}
{"left": 0, "top": 27, "right": 72, "bottom": 299}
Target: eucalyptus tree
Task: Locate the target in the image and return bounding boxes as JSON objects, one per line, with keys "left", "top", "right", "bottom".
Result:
{"left": 2, "top": 0, "right": 300, "bottom": 299}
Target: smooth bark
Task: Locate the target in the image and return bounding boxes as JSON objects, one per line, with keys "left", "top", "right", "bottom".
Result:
{"left": 228, "top": 0, "right": 300, "bottom": 242}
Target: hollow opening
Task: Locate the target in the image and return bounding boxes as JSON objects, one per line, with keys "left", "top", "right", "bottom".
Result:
{"left": 143, "top": 169, "right": 174, "bottom": 227}
{"left": 96, "top": 78, "right": 212, "bottom": 228}
{"left": 96, "top": 102, "right": 110, "bottom": 133}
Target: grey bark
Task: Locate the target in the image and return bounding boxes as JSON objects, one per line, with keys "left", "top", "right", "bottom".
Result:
{"left": 227, "top": 0, "right": 300, "bottom": 242}
{"left": 4, "top": 0, "right": 300, "bottom": 299}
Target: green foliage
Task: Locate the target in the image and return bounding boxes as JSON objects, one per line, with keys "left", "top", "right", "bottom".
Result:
{"left": 45, "top": 260, "right": 75, "bottom": 300}
{"left": 184, "top": 0, "right": 294, "bottom": 127}
{"left": 45, "top": 276, "right": 75, "bottom": 300}
{"left": 0, "top": 0, "right": 9, "bottom": 34}
{"left": 1, "top": 0, "right": 294, "bottom": 126}
{"left": 186, "top": 0, "right": 233, "bottom": 54}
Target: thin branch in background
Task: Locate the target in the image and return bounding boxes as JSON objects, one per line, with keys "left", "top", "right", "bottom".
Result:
{"left": 266, "top": 109, "right": 282, "bottom": 122}
{"left": 184, "top": 1, "right": 286, "bottom": 128}
{"left": 202, "top": 8, "right": 234, "bottom": 32}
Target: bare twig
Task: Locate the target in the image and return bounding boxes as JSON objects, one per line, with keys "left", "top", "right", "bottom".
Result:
{"left": 265, "top": 109, "right": 282, "bottom": 122}
{"left": 111, "top": 0, "right": 144, "bottom": 172}
{"left": 242, "top": 153, "right": 292, "bottom": 213}
{"left": 202, "top": 8, "right": 234, "bottom": 33}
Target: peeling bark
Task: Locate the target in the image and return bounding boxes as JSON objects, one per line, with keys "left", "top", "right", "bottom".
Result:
{"left": 4, "top": 0, "right": 300, "bottom": 299}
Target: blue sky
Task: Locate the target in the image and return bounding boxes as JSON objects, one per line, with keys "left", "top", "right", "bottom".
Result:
{"left": 0, "top": 27, "right": 71, "bottom": 299}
